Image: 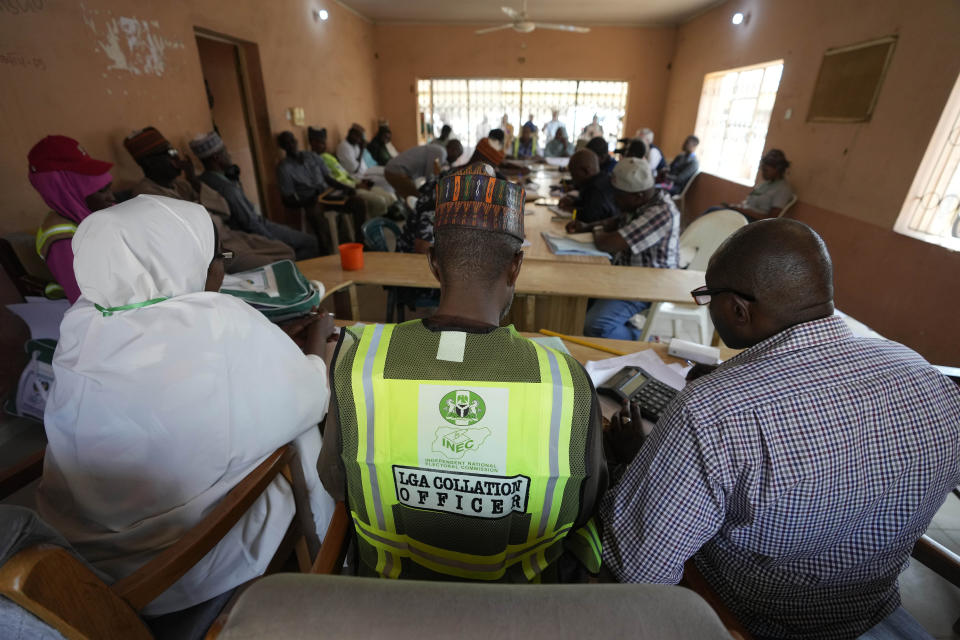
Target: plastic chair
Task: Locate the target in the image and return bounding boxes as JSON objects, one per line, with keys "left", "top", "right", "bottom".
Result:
{"left": 638, "top": 209, "right": 748, "bottom": 344}
{"left": 361, "top": 216, "right": 402, "bottom": 252}
{"left": 777, "top": 194, "right": 798, "bottom": 218}
{"left": 671, "top": 171, "right": 699, "bottom": 216}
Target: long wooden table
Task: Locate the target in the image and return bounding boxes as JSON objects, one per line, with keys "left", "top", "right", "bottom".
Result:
{"left": 299, "top": 252, "right": 705, "bottom": 334}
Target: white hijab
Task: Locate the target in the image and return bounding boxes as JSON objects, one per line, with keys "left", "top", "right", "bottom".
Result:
{"left": 39, "top": 195, "right": 333, "bottom": 615}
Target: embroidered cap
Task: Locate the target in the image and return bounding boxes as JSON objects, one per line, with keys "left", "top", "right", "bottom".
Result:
{"left": 189, "top": 131, "right": 224, "bottom": 160}
{"left": 435, "top": 164, "right": 525, "bottom": 241}
{"left": 124, "top": 127, "right": 172, "bottom": 161}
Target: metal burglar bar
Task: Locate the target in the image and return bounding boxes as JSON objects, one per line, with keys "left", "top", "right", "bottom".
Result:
{"left": 895, "top": 72, "right": 960, "bottom": 250}
{"left": 694, "top": 60, "right": 783, "bottom": 185}
{"left": 416, "top": 78, "right": 628, "bottom": 149}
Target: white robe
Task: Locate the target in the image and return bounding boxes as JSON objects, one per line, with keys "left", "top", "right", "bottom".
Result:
{"left": 38, "top": 195, "right": 333, "bottom": 615}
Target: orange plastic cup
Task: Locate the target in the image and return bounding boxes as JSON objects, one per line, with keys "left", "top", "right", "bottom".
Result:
{"left": 339, "top": 243, "right": 364, "bottom": 270}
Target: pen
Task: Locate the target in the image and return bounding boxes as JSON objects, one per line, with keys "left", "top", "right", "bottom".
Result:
{"left": 572, "top": 209, "right": 577, "bottom": 221}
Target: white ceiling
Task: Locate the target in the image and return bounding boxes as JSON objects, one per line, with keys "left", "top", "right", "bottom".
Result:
{"left": 337, "top": 0, "right": 724, "bottom": 26}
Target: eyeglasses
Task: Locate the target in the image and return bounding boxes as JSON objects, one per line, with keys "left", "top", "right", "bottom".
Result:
{"left": 690, "top": 285, "right": 756, "bottom": 305}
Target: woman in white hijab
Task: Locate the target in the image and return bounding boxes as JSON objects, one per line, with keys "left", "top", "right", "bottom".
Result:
{"left": 37, "top": 194, "right": 335, "bottom": 616}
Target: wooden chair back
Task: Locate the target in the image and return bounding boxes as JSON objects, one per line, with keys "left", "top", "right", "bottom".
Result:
{"left": 0, "top": 445, "right": 300, "bottom": 639}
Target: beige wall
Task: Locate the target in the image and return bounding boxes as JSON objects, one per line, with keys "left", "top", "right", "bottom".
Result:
{"left": 661, "top": 0, "right": 960, "bottom": 229}
{"left": 372, "top": 24, "right": 677, "bottom": 151}
{"left": 0, "top": 0, "right": 378, "bottom": 235}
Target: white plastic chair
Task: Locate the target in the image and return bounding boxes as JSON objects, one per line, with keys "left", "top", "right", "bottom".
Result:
{"left": 637, "top": 209, "right": 748, "bottom": 344}
{"left": 777, "top": 194, "right": 798, "bottom": 217}
{"left": 670, "top": 171, "right": 699, "bottom": 216}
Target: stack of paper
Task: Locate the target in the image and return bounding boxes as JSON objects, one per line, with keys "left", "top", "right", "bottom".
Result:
{"left": 540, "top": 232, "right": 611, "bottom": 258}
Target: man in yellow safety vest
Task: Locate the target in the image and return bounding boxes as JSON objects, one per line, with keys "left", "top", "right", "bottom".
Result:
{"left": 319, "top": 163, "right": 606, "bottom": 582}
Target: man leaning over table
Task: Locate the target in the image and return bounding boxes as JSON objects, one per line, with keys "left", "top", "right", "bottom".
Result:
{"left": 566, "top": 156, "right": 680, "bottom": 340}
{"left": 318, "top": 163, "right": 606, "bottom": 582}
{"left": 600, "top": 219, "right": 960, "bottom": 640}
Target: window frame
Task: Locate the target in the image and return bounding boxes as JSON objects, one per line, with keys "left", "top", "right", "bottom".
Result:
{"left": 894, "top": 72, "right": 960, "bottom": 251}
{"left": 693, "top": 59, "right": 785, "bottom": 186}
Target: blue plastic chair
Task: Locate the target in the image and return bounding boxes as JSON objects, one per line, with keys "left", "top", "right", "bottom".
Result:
{"left": 361, "top": 217, "right": 402, "bottom": 252}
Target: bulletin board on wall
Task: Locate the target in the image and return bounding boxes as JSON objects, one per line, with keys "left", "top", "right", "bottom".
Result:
{"left": 807, "top": 36, "right": 897, "bottom": 123}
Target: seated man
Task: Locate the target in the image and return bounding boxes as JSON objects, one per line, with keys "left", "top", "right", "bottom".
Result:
{"left": 366, "top": 125, "right": 396, "bottom": 166}
{"left": 566, "top": 157, "right": 679, "bottom": 340}
{"left": 384, "top": 139, "right": 463, "bottom": 199}
{"left": 319, "top": 165, "right": 606, "bottom": 582}
{"left": 724, "top": 149, "right": 794, "bottom": 220}
{"left": 276, "top": 130, "right": 367, "bottom": 248}
{"left": 558, "top": 149, "right": 618, "bottom": 223}
{"left": 336, "top": 123, "right": 367, "bottom": 178}
{"left": 638, "top": 128, "right": 666, "bottom": 175}
{"left": 544, "top": 127, "right": 574, "bottom": 158}
{"left": 508, "top": 123, "right": 539, "bottom": 160}
{"left": 305, "top": 127, "right": 394, "bottom": 218}
{"left": 126, "top": 126, "right": 294, "bottom": 272}
{"left": 586, "top": 137, "right": 617, "bottom": 175}
{"left": 661, "top": 135, "right": 699, "bottom": 195}
{"left": 191, "top": 131, "right": 319, "bottom": 260}
{"left": 432, "top": 124, "right": 452, "bottom": 145}
{"left": 600, "top": 218, "right": 960, "bottom": 639}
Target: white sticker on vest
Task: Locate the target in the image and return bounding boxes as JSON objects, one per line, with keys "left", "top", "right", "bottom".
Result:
{"left": 393, "top": 465, "right": 530, "bottom": 519}
{"left": 417, "top": 384, "right": 508, "bottom": 474}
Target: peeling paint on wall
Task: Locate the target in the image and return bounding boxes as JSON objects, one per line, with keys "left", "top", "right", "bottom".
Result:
{"left": 81, "top": 5, "right": 183, "bottom": 77}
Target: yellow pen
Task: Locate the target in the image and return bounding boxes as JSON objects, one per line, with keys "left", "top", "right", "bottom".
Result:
{"left": 572, "top": 208, "right": 578, "bottom": 221}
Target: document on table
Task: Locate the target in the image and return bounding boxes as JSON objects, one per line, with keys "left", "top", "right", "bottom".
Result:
{"left": 6, "top": 296, "right": 70, "bottom": 341}
{"left": 540, "top": 232, "right": 611, "bottom": 258}
{"left": 584, "top": 349, "right": 691, "bottom": 391}
{"left": 547, "top": 205, "right": 571, "bottom": 218}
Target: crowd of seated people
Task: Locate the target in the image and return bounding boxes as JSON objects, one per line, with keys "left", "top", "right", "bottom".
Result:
{"left": 13, "top": 111, "right": 959, "bottom": 640}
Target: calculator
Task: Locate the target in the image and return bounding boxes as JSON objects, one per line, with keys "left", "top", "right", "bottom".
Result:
{"left": 597, "top": 366, "right": 679, "bottom": 422}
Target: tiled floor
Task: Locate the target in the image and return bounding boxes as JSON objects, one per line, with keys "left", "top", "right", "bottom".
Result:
{"left": 907, "top": 494, "right": 960, "bottom": 639}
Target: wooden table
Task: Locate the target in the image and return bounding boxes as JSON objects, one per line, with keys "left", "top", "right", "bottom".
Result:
{"left": 300, "top": 253, "right": 705, "bottom": 334}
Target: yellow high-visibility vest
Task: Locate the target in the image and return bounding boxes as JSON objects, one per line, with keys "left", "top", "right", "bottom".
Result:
{"left": 334, "top": 321, "right": 601, "bottom": 581}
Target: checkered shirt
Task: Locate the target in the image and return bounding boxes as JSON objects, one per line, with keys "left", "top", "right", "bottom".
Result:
{"left": 600, "top": 315, "right": 960, "bottom": 639}
{"left": 615, "top": 189, "right": 680, "bottom": 268}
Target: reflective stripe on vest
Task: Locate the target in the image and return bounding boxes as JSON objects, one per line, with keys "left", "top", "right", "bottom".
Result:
{"left": 36, "top": 222, "right": 78, "bottom": 259}
{"left": 342, "top": 322, "right": 594, "bottom": 580}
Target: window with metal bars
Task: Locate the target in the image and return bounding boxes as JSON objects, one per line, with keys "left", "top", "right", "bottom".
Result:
{"left": 416, "top": 78, "right": 628, "bottom": 150}
{"left": 895, "top": 73, "right": 960, "bottom": 250}
{"left": 693, "top": 60, "right": 784, "bottom": 185}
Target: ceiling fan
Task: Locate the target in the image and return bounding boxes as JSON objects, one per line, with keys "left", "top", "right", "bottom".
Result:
{"left": 475, "top": 0, "right": 591, "bottom": 35}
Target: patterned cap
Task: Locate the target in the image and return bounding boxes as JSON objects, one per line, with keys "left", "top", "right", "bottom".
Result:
{"left": 435, "top": 164, "right": 525, "bottom": 241}
{"left": 189, "top": 131, "right": 224, "bottom": 159}
{"left": 124, "top": 127, "right": 171, "bottom": 161}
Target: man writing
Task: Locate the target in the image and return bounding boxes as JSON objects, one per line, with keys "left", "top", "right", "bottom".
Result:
{"left": 601, "top": 219, "right": 960, "bottom": 639}
{"left": 127, "top": 126, "right": 293, "bottom": 271}
{"left": 319, "top": 164, "right": 606, "bottom": 582}
{"left": 558, "top": 149, "right": 618, "bottom": 223}
{"left": 567, "top": 157, "right": 679, "bottom": 339}
{"left": 191, "top": 131, "right": 319, "bottom": 259}
{"left": 384, "top": 139, "right": 463, "bottom": 199}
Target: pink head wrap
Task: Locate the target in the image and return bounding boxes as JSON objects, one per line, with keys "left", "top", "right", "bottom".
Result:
{"left": 28, "top": 170, "right": 112, "bottom": 224}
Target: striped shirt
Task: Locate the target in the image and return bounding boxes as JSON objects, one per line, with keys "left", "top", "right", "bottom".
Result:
{"left": 615, "top": 189, "right": 679, "bottom": 268}
{"left": 600, "top": 315, "right": 960, "bottom": 639}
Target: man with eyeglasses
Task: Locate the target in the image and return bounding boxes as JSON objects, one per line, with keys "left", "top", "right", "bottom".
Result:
{"left": 127, "top": 126, "right": 294, "bottom": 272}
{"left": 600, "top": 219, "right": 960, "bottom": 639}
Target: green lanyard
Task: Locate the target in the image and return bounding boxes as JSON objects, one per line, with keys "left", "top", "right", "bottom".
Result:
{"left": 94, "top": 297, "right": 168, "bottom": 317}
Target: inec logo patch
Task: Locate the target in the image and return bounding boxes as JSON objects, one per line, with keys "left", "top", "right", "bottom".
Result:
{"left": 432, "top": 426, "right": 491, "bottom": 459}
{"left": 439, "top": 389, "right": 486, "bottom": 426}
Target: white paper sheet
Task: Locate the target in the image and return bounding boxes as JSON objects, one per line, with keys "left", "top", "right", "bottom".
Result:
{"left": 584, "top": 349, "right": 691, "bottom": 391}
{"left": 7, "top": 298, "right": 70, "bottom": 341}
